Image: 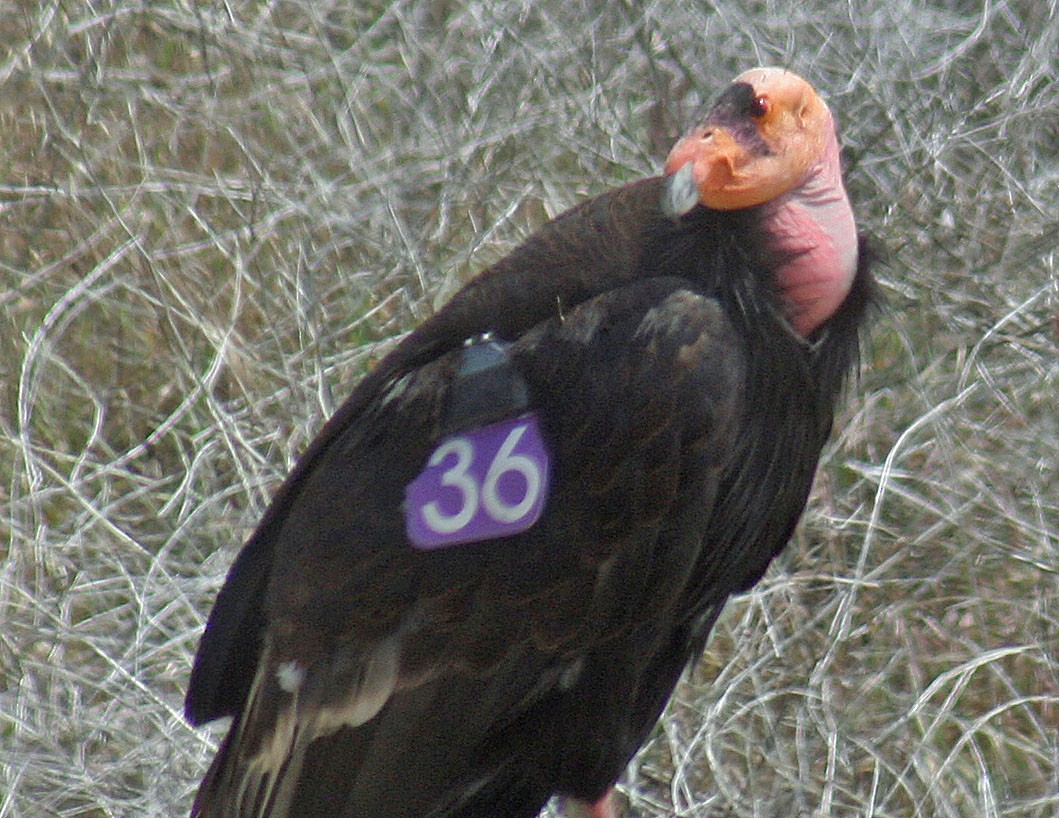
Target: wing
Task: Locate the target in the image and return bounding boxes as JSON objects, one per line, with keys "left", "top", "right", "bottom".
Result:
{"left": 185, "top": 178, "right": 667, "bottom": 727}
{"left": 189, "top": 276, "right": 745, "bottom": 818}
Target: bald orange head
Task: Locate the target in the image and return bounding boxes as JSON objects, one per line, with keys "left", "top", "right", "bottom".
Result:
{"left": 663, "top": 67, "right": 836, "bottom": 214}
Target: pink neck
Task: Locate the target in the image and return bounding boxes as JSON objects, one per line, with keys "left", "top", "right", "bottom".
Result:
{"left": 762, "top": 130, "right": 858, "bottom": 337}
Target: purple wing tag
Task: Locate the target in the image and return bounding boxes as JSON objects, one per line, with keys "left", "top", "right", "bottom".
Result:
{"left": 405, "top": 413, "right": 550, "bottom": 550}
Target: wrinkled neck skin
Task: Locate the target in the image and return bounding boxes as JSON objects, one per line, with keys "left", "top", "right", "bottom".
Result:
{"left": 761, "top": 128, "right": 858, "bottom": 338}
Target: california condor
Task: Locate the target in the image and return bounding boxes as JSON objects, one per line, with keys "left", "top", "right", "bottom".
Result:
{"left": 185, "top": 66, "right": 874, "bottom": 818}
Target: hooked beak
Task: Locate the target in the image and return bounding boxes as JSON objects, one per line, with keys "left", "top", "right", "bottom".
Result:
{"left": 661, "top": 125, "right": 768, "bottom": 217}
{"left": 661, "top": 161, "right": 699, "bottom": 218}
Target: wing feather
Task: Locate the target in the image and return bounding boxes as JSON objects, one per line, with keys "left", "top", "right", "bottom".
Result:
{"left": 190, "top": 260, "right": 747, "bottom": 818}
{"left": 185, "top": 179, "right": 668, "bottom": 728}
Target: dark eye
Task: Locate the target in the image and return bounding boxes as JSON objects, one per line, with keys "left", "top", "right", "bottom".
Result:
{"left": 748, "top": 95, "right": 769, "bottom": 118}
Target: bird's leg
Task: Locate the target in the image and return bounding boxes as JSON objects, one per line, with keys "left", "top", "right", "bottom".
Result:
{"left": 562, "top": 789, "right": 620, "bottom": 818}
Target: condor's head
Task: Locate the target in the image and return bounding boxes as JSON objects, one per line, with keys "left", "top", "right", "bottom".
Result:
{"left": 663, "top": 67, "right": 859, "bottom": 337}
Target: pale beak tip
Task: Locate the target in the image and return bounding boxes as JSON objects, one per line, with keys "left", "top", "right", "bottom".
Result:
{"left": 661, "top": 162, "right": 699, "bottom": 218}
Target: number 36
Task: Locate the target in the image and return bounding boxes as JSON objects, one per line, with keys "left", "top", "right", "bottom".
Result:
{"left": 404, "top": 416, "right": 551, "bottom": 549}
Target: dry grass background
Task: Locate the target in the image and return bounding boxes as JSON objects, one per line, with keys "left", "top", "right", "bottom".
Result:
{"left": 1, "top": 1, "right": 1057, "bottom": 816}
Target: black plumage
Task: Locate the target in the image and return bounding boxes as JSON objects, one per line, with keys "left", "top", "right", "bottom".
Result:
{"left": 186, "top": 69, "right": 875, "bottom": 818}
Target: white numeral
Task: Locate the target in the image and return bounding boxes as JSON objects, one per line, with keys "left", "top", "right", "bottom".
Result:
{"left": 481, "top": 424, "right": 542, "bottom": 523}
{"left": 421, "top": 437, "right": 477, "bottom": 533}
